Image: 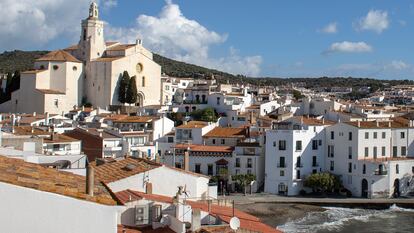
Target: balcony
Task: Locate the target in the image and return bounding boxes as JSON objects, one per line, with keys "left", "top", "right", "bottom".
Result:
{"left": 312, "top": 163, "right": 319, "bottom": 167}
{"left": 374, "top": 169, "right": 388, "bottom": 175}
{"left": 295, "top": 163, "right": 303, "bottom": 168}
{"left": 277, "top": 163, "right": 286, "bottom": 168}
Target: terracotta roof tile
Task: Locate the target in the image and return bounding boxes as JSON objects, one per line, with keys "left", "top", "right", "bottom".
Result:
{"left": 92, "top": 157, "right": 161, "bottom": 184}
{"left": 177, "top": 121, "right": 209, "bottom": 129}
{"left": 94, "top": 56, "right": 124, "bottom": 62}
{"left": 106, "top": 44, "right": 136, "bottom": 51}
{"left": 203, "top": 127, "right": 247, "bottom": 138}
{"left": 43, "top": 134, "right": 80, "bottom": 143}
{"left": 113, "top": 116, "right": 159, "bottom": 123}
{"left": 36, "top": 89, "right": 65, "bottom": 95}
{"left": 117, "top": 225, "right": 174, "bottom": 233}
{"left": 36, "top": 50, "right": 81, "bottom": 63}
{"left": 0, "top": 156, "right": 116, "bottom": 205}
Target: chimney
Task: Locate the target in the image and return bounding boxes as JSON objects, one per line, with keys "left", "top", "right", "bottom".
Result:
{"left": 51, "top": 132, "right": 58, "bottom": 141}
{"left": 376, "top": 120, "right": 379, "bottom": 127}
{"left": 357, "top": 121, "right": 361, "bottom": 127}
{"left": 86, "top": 164, "right": 95, "bottom": 196}
{"left": 191, "top": 208, "right": 201, "bottom": 231}
{"left": 184, "top": 120, "right": 188, "bottom": 125}
{"left": 45, "top": 112, "right": 49, "bottom": 126}
{"left": 184, "top": 148, "right": 190, "bottom": 171}
{"left": 388, "top": 121, "right": 392, "bottom": 127}
{"left": 82, "top": 106, "right": 85, "bottom": 111}
{"left": 145, "top": 182, "right": 153, "bottom": 194}
{"left": 33, "top": 112, "right": 36, "bottom": 117}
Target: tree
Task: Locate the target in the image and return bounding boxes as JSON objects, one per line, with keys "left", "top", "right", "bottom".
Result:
{"left": 292, "top": 89, "right": 304, "bottom": 100}
{"left": 304, "top": 172, "right": 341, "bottom": 193}
{"left": 118, "top": 71, "right": 130, "bottom": 104}
{"left": 201, "top": 107, "right": 218, "bottom": 122}
{"left": 11, "top": 70, "right": 20, "bottom": 92}
{"left": 126, "top": 75, "right": 138, "bottom": 104}
{"left": 232, "top": 174, "right": 256, "bottom": 195}
{"left": 5, "top": 72, "right": 13, "bottom": 95}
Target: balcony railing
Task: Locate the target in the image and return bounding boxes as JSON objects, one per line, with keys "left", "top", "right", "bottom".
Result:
{"left": 277, "top": 163, "right": 286, "bottom": 168}
{"left": 295, "top": 163, "right": 303, "bottom": 168}
{"left": 312, "top": 163, "right": 319, "bottom": 167}
{"left": 374, "top": 170, "right": 388, "bottom": 175}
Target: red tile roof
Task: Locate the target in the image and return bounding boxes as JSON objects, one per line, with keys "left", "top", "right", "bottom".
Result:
{"left": 117, "top": 225, "right": 174, "bottom": 233}
{"left": 0, "top": 156, "right": 116, "bottom": 205}
{"left": 92, "top": 157, "right": 161, "bottom": 183}
{"left": 203, "top": 127, "right": 247, "bottom": 138}
{"left": 36, "top": 50, "right": 81, "bottom": 63}
{"left": 176, "top": 121, "right": 208, "bottom": 129}
{"left": 115, "top": 190, "right": 279, "bottom": 233}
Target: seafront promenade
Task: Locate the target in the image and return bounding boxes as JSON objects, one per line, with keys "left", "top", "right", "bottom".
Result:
{"left": 219, "top": 193, "right": 414, "bottom": 208}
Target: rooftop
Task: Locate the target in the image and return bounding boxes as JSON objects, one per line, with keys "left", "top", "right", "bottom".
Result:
{"left": 176, "top": 121, "right": 209, "bottom": 129}
{"left": 113, "top": 116, "right": 159, "bottom": 123}
{"left": 36, "top": 50, "right": 81, "bottom": 63}
{"left": 174, "top": 144, "right": 234, "bottom": 153}
{"left": 43, "top": 134, "right": 80, "bottom": 144}
{"left": 92, "top": 157, "right": 161, "bottom": 183}
{"left": 203, "top": 127, "right": 247, "bottom": 138}
{"left": 0, "top": 156, "right": 116, "bottom": 205}
{"left": 291, "top": 116, "right": 335, "bottom": 126}
{"left": 345, "top": 119, "right": 409, "bottom": 129}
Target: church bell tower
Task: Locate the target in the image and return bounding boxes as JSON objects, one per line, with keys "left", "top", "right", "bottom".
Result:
{"left": 78, "top": 2, "right": 106, "bottom": 61}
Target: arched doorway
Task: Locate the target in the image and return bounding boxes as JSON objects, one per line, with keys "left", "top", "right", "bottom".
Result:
{"left": 135, "top": 92, "right": 145, "bottom": 107}
{"left": 393, "top": 179, "right": 400, "bottom": 198}
{"left": 361, "top": 179, "right": 368, "bottom": 198}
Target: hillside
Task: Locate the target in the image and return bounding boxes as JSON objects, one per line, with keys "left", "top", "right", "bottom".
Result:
{"left": 0, "top": 50, "right": 413, "bottom": 89}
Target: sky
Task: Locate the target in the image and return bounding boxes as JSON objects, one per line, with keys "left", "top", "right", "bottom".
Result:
{"left": 1, "top": 0, "right": 414, "bottom": 79}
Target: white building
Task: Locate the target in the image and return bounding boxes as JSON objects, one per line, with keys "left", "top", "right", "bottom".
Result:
{"left": 0, "top": 2, "right": 162, "bottom": 114}
{"left": 265, "top": 117, "right": 332, "bottom": 195}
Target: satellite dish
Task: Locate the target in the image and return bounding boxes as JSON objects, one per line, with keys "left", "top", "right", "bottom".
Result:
{"left": 229, "top": 217, "right": 240, "bottom": 230}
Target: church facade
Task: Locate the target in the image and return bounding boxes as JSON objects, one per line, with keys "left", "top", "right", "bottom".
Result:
{"left": 0, "top": 2, "right": 161, "bottom": 114}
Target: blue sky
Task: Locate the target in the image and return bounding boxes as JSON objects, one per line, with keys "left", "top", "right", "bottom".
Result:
{"left": 1, "top": 0, "right": 414, "bottom": 79}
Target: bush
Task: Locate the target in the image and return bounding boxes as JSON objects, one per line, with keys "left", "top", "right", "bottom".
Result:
{"left": 299, "top": 189, "right": 307, "bottom": 196}
{"left": 304, "top": 172, "right": 341, "bottom": 194}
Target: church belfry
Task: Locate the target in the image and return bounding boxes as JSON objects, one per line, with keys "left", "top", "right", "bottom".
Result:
{"left": 78, "top": 2, "right": 106, "bottom": 61}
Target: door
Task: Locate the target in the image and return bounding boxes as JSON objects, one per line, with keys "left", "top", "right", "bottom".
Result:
{"left": 393, "top": 179, "right": 400, "bottom": 197}
{"left": 361, "top": 179, "right": 368, "bottom": 198}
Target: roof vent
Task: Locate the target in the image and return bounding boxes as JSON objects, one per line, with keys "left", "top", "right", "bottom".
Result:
{"left": 124, "top": 164, "right": 136, "bottom": 171}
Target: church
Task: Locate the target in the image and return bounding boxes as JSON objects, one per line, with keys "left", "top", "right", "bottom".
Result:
{"left": 0, "top": 2, "right": 162, "bottom": 114}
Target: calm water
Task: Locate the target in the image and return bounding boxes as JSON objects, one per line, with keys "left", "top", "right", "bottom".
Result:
{"left": 278, "top": 205, "right": 414, "bottom": 233}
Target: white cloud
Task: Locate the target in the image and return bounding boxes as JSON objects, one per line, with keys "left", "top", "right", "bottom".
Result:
{"left": 355, "top": 9, "right": 389, "bottom": 33}
{"left": 324, "top": 41, "right": 373, "bottom": 54}
{"left": 0, "top": 0, "right": 113, "bottom": 51}
{"left": 102, "top": 0, "right": 117, "bottom": 9}
{"left": 319, "top": 22, "right": 338, "bottom": 34}
{"left": 386, "top": 60, "right": 409, "bottom": 70}
{"left": 106, "top": 0, "right": 262, "bottom": 76}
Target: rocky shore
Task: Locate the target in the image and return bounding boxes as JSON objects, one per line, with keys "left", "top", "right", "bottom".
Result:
{"left": 236, "top": 203, "right": 325, "bottom": 227}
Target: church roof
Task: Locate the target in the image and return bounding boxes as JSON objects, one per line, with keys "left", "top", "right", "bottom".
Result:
{"left": 36, "top": 50, "right": 81, "bottom": 63}
{"left": 106, "top": 44, "right": 136, "bottom": 51}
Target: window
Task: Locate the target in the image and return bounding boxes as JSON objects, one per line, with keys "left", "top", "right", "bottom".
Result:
{"left": 247, "top": 169, "right": 252, "bottom": 174}
{"left": 295, "top": 141, "right": 302, "bottom": 151}
{"left": 273, "top": 141, "right": 276, "bottom": 147}
{"left": 247, "top": 158, "right": 252, "bottom": 168}
{"left": 53, "top": 65, "right": 59, "bottom": 70}
{"left": 396, "top": 164, "right": 399, "bottom": 174}
{"left": 364, "top": 147, "right": 369, "bottom": 157}
{"left": 328, "top": 145, "right": 334, "bottom": 157}
{"left": 296, "top": 156, "right": 302, "bottom": 167}
{"left": 195, "top": 164, "right": 201, "bottom": 173}
{"left": 382, "top": 132, "right": 386, "bottom": 139}
{"left": 348, "top": 132, "right": 352, "bottom": 141}
{"left": 393, "top": 146, "right": 398, "bottom": 157}
{"left": 296, "top": 170, "right": 301, "bottom": 180}
{"left": 216, "top": 97, "right": 220, "bottom": 105}
{"left": 401, "top": 132, "right": 405, "bottom": 139}
{"left": 278, "top": 157, "right": 285, "bottom": 168}
{"left": 312, "top": 140, "right": 318, "bottom": 150}
{"left": 83, "top": 28, "right": 86, "bottom": 40}
{"left": 175, "top": 162, "right": 182, "bottom": 169}
{"left": 318, "top": 140, "right": 322, "bottom": 146}
{"left": 73, "top": 66, "right": 77, "bottom": 71}
{"left": 142, "top": 76, "right": 146, "bottom": 87}
{"left": 136, "top": 63, "right": 143, "bottom": 73}
{"left": 381, "top": 146, "right": 386, "bottom": 156}
{"left": 348, "top": 163, "right": 352, "bottom": 173}
{"left": 373, "top": 132, "right": 377, "bottom": 139}
{"left": 235, "top": 158, "right": 240, "bottom": 168}
{"left": 348, "top": 146, "right": 352, "bottom": 159}
{"left": 221, "top": 139, "right": 225, "bottom": 145}
{"left": 313, "top": 169, "right": 317, "bottom": 174}
{"left": 365, "top": 132, "right": 369, "bottom": 139}
{"left": 373, "top": 147, "right": 377, "bottom": 158}
{"left": 363, "top": 164, "right": 366, "bottom": 174}
{"left": 312, "top": 156, "right": 317, "bottom": 167}
{"left": 212, "top": 139, "right": 216, "bottom": 144}
{"left": 330, "top": 131, "right": 334, "bottom": 140}
{"left": 207, "top": 164, "right": 213, "bottom": 175}
{"left": 401, "top": 146, "right": 407, "bottom": 156}
{"left": 330, "top": 161, "right": 334, "bottom": 171}
{"left": 279, "top": 140, "right": 286, "bottom": 150}
{"left": 280, "top": 170, "right": 284, "bottom": 176}
{"left": 54, "top": 99, "right": 59, "bottom": 108}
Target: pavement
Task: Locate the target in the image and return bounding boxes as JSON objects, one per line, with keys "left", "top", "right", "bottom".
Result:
{"left": 218, "top": 193, "right": 414, "bottom": 207}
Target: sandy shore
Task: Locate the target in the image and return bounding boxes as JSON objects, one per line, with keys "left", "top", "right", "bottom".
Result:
{"left": 236, "top": 203, "right": 325, "bottom": 227}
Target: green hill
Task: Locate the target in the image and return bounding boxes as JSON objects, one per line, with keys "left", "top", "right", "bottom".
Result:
{"left": 0, "top": 50, "right": 413, "bottom": 89}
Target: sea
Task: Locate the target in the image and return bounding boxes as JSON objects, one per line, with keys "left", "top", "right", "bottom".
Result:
{"left": 278, "top": 204, "right": 414, "bottom": 233}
